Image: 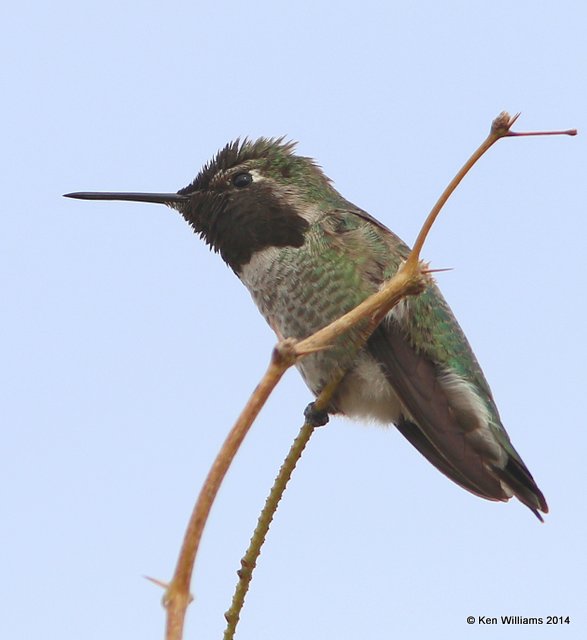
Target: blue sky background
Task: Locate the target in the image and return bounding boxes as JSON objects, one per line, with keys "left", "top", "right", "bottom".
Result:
{"left": 2, "top": 1, "right": 585, "bottom": 638}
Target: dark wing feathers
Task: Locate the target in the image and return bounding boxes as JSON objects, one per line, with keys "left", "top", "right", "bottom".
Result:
{"left": 367, "top": 325, "right": 509, "bottom": 501}
{"left": 330, "top": 208, "right": 548, "bottom": 518}
{"left": 367, "top": 318, "right": 548, "bottom": 519}
{"left": 394, "top": 417, "right": 500, "bottom": 500}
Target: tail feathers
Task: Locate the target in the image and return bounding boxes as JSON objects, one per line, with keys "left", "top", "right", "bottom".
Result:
{"left": 396, "top": 417, "right": 549, "bottom": 520}
{"left": 493, "top": 457, "right": 549, "bottom": 522}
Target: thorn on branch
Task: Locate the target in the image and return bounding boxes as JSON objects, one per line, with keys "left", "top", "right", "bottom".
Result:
{"left": 423, "top": 267, "right": 454, "bottom": 274}
{"left": 144, "top": 575, "right": 170, "bottom": 590}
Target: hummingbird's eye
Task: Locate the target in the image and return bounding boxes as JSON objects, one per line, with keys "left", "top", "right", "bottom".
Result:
{"left": 232, "top": 172, "right": 253, "bottom": 188}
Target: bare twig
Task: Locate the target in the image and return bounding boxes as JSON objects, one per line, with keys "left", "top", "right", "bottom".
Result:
{"left": 163, "top": 340, "right": 297, "bottom": 640}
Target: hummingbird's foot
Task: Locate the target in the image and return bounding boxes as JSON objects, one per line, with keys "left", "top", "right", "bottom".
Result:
{"left": 304, "top": 402, "right": 330, "bottom": 428}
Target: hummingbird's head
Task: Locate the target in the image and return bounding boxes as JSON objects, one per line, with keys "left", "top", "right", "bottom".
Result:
{"left": 65, "top": 138, "right": 347, "bottom": 272}
{"left": 176, "top": 137, "right": 345, "bottom": 270}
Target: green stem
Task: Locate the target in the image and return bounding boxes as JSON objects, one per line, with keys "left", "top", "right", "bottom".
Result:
{"left": 223, "top": 377, "right": 344, "bottom": 640}
{"left": 223, "top": 422, "right": 315, "bottom": 639}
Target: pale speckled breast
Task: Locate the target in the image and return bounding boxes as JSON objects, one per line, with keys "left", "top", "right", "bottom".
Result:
{"left": 238, "top": 244, "right": 377, "bottom": 400}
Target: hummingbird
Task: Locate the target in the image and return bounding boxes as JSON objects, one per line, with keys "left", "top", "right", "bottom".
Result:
{"left": 65, "top": 137, "right": 548, "bottom": 520}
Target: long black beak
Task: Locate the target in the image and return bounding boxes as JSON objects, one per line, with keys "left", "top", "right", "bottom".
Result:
{"left": 63, "top": 192, "right": 189, "bottom": 205}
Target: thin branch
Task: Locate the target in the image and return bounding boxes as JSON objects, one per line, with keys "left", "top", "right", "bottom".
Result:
{"left": 163, "top": 340, "right": 298, "bottom": 640}
{"left": 223, "top": 376, "right": 346, "bottom": 640}
{"left": 409, "top": 112, "right": 525, "bottom": 268}
{"left": 223, "top": 422, "right": 314, "bottom": 639}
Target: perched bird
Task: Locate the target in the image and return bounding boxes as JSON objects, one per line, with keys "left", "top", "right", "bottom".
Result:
{"left": 65, "top": 137, "right": 548, "bottom": 520}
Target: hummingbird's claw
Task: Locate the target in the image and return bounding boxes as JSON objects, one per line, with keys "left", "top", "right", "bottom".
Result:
{"left": 304, "top": 402, "right": 330, "bottom": 427}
